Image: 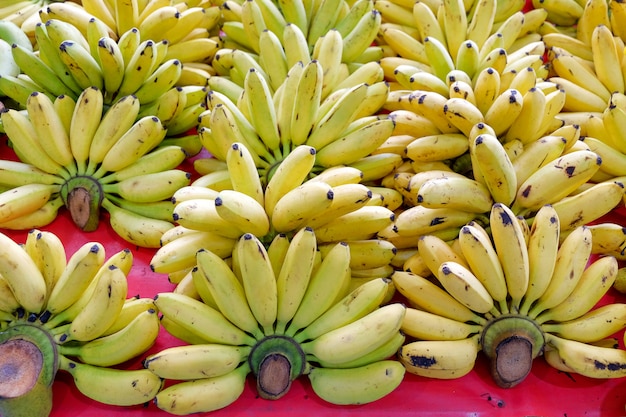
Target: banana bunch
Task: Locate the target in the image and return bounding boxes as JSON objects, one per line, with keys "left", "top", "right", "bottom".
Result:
{"left": 148, "top": 229, "right": 405, "bottom": 414}
{"left": 204, "top": 55, "right": 396, "bottom": 183}
{"left": 0, "top": 229, "right": 162, "bottom": 411}
{"left": 0, "top": 86, "right": 192, "bottom": 247}
{"left": 377, "top": 0, "right": 548, "bottom": 89}
{"left": 151, "top": 141, "right": 399, "bottom": 282}
{"left": 218, "top": 0, "right": 381, "bottom": 67}
{"left": 34, "top": 0, "right": 222, "bottom": 85}
{"left": 393, "top": 203, "right": 626, "bottom": 387}
{"left": 0, "top": 16, "right": 209, "bottom": 127}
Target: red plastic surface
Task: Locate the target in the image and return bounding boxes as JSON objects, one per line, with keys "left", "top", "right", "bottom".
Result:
{"left": 0, "top": 142, "right": 625, "bottom": 416}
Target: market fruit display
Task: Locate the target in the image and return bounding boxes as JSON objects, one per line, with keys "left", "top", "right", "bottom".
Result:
{"left": 0, "top": 0, "right": 626, "bottom": 414}
{"left": 394, "top": 204, "right": 626, "bottom": 387}
{"left": 147, "top": 229, "right": 405, "bottom": 413}
{"left": 0, "top": 229, "right": 161, "bottom": 415}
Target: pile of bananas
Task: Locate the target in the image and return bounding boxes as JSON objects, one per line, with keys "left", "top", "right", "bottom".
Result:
{"left": 0, "top": 0, "right": 626, "bottom": 413}
{"left": 0, "top": 85, "right": 194, "bottom": 247}
{"left": 152, "top": 140, "right": 400, "bottom": 284}
{"left": 147, "top": 229, "right": 404, "bottom": 414}
{"left": 0, "top": 229, "right": 161, "bottom": 416}
{"left": 0, "top": 16, "right": 208, "bottom": 134}
{"left": 393, "top": 203, "right": 626, "bottom": 386}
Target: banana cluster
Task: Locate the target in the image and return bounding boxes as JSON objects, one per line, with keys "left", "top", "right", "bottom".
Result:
{"left": 32, "top": 0, "right": 221, "bottom": 85}
{"left": 218, "top": 0, "right": 381, "bottom": 68}
{"left": 151, "top": 141, "right": 399, "bottom": 283}
{"left": 0, "top": 86, "right": 193, "bottom": 247}
{"left": 205, "top": 53, "right": 397, "bottom": 182}
{"left": 392, "top": 203, "right": 626, "bottom": 387}
{"left": 0, "top": 229, "right": 162, "bottom": 410}
{"left": 147, "top": 229, "right": 405, "bottom": 414}
{"left": 377, "top": 0, "right": 547, "bottom": 89}
{"left": 0, "top": 16, "right": 208, "bottom": 129}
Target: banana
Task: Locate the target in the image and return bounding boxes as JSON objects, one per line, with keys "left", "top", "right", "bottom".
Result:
{"left": 550, "top": 76, "right": 608, "bottom": 113}
{"left": 393, "top": 205, "right": 476, "bottom": 238}
{"left": 274, "top": 227, "right": 317, "bottom": 334}
{"left": 244, "top": 67, "right": 281, "bottom": 153}
{"left": 59, "top": 308, "right": 159, "bottom": 367}
{"left": 404, "top": 133, "right": 469, "bottom": 163}
{"left": 214, "top": 189, "right": 270, "bottom": 237}
{"left": 101, "top": 198, "right": 175, "bottom": 248}
{"left": 527, "top": 225, "right": 592, "bottom": 318}
{"left": 58, "top": 40, "right": 104, "bottom": 91}
{"left": 603, "top": 93, "right": 626, "bottom": 154}
{"left": 286, "top": 241, "right": 351, "bottom": 336}
{"left": 100, "top": 296, "right": 156, "bottom": 336}
{"left": 10, "top": 42, "right": 68, "bottom": 97}
{"left": 489, "top": 203, "right": 529, "bottom": 309}
{"left": 263, "top": 144, "right": 316, "bottom": 214}
{"left": 308, "top": 360, "right": 405, "bottom": 405}
{"left": 172, "top": 198, "right": 246, "bottom": 239}
{"left": 401, "top": 307, "right": 482, "bottom": 341}
{"left": 0, "top": 183, "right": 61, "bottom": 224}
{"left": 512, "top": 134, "right": 568, "bottom": 189}
{"left": 541, "top": 303, "right": 626, "bottom": 343}
{"left": 483, "top": 88, "right": 523, "bottom": 136}
{"left": 504, "top": 87, "right": 548, "bottom": 145}
{"left": 195, "top": 246, "right": 262, "bottom": 338}
{"left": 436, "top": 261, "right": 495, "bottom": 314}
{"left": 0, "top": 196, "right": 64, "bottom": 231}
{"left": 391, "top": 270, "right": 486, "bottom": 324}
{"left": 549, "top": 49, "right": 611, "bottom": 104}
{"left": 100, "top": 145, "right": 187, "bottom": 184}
{"left": 551, "top": 180, "right": 624, "bottom": 231}
{"left": 313, "top": 205, "right": 395, "bottom": 243}
{"left": 512, "top": 149, "right": 602, "bottom": 213}
{"left": 545, "top": 333, "right": 626, "bottom": 379}
{"left": 62, "top": 262, "right": 128, "bottom": 342}
{"left": 144, "top": 343, "right": 251, "bottom": 380}
{"left": 306, "top": 83, "right": 369, "bottom": 150}
{"left": 1, "top": 109, "right": 68, "bottom": 177}
{"left": 44, "top": 242, "right": 105, "bottom": 315}
{"left": 0, "top": 231, "right": 48, "bottom": 313}
{"left": 470, "top": 133, "right": 517, "bottom": 205}
{"left": 294, "top": 277, "right": 390, "bottom": 343}
{"left": 234, "top": 233, "right": 278, "bottom": 334}
{"left": 224, "top": 142, "right": 264, "bottom": 207}
{"left": 258, "top": 28, "right": 289, "bottom": 92}
{"left": 315, "top": 117, "right": 395, "bottom": 167}
{"left": 154, "top": 292, "right": 257, "bottom": 346}
{"left": 151, "top": 228, "right": 237, "bottom": 273}
{"left": 591, "top": 24, "right": 624, "bottom": 96}
{"left": 587, "top": 222, "right": 626, "bottom": 256}
{"left": 86, "top": 94, "right": 141, "bottom": 173}
{"left": 302, "top": 303, "right": 405, "bottom": 366}
{"left": 341, "top": 8, "right": 381, "bottom": 62}
{"left": 96, "top": 116, "right": 167, "bottom": 174}
{"left": 398, "top": 335, "right": 480, "bottom": 379}
{"left": 443, "top": 96, "right": 485, "bottom": 136}
{"left": 423, "top": 36, "right": 455, "bottom": 82}
{"left": 271, "top": 180, "right": 334, "bottom": 233}
{"left": 23, "top": 229, "right": 66, "bottom": 298}
{"left": 458, "top": 222, "right": 508, "bottom": 307}
{"left": 416, "top": 176, "right": 494, "bottom": 213}
{"left": 518, "top": 205, "right": 561, "bottom": 316}
{"left": 58, "top": 355, "right": 162, "bottom": 406}
{"left": 536, "top": 255, "right": 618, "bottom": 324}
{"left": 68, "top": 86, "right": 104, "bottom": 173}
{"left": 289, "top": 59, "right": 324, "bottom": 146}
{"left": 154, "top": 364, "right": 250, "bottom": 414}
{"left": 102, "top": 169, "right": 190, "bottom": 203}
